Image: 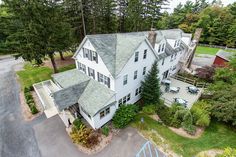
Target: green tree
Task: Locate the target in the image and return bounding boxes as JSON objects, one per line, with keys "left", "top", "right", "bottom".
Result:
{"left": 141, "top": 60, "right": 161, "bottom": 105}
{"left": 3, "top": 0, "right": 73, "bottom": 73}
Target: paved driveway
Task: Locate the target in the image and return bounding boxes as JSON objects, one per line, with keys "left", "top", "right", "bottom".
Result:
{"left": 34, "top": 115, "right": 147, "bottom": 157}
{"left": 0, "top": 56, "right": 41, "bottom": 157}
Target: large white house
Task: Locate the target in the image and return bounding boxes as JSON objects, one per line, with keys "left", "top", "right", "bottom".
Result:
{"left": 34, "top": 29, "right": 192, "bottom": 129}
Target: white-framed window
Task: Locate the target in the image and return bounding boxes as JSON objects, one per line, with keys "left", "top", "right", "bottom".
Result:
{"left": 174, "top": 40, "right": 177, "bottom": 47}
{"left": 143, "top": 67, "right": 146, "bottom": 75}
{"left": 83, "top": 48, "right": 98, "bottom": 63}
{"left": 134, "top": 70, "right": 138, "bottom": 80}
{"left": 161, "top": 44, "right": 165, "bottom": 51}
{"left": 135, "top": 87, "right": 141, "bottom": 96}
{"left": 127, "top": 93, "right": 131, "bottom": 101}
{"left": 98, "top": 72, "right": 110, "bottom": 88}
{"left": 170, "top": 55, "right": 174, "bottom": 61}
{"left": 143, "top": 49, "right": 147, "bottom": 59}
{"left": 162, "top": 58, "right": 165, "bottom": 65}
{"left": 134, "top": 51, "right": 139, "bottom": 62}
{"left": 88, "top": 67, "right": 95, "bottom": 79}
{"left": 78, "top": 62, "right": 86, "bottom": 74}
{"left": 119, "top": 93, "right": 131, "bottom": 107}
{"left": 92, "top": 51, "right": 98, "bottom": 63}
{"left": 123, "top": 74, "right": 128, "bottom": 85}
{"left": 135, "top": 88, "right": 139, "bottom": 96}
{"left": 158, "top": 44, "right": 161, "bottom": 52}
{"left": 100, "top": 107, "right": 110, "bottom": 119}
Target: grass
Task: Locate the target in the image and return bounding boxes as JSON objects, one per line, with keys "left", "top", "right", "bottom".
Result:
{"left": 196, "top": 46, "right": 236, "bottom": 55}
{"left": 132, "top": 114, "right": 236, "bottom": 157}
{"left": 17, "top": 63, "right": 76, "bottom": 89}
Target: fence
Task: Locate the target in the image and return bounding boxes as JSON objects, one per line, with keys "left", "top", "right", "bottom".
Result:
{"left": 198, "top": 43, "right": 236, "bottom": 51}
{"left": 171, "top": 74, "right": 209, "bottom": 88}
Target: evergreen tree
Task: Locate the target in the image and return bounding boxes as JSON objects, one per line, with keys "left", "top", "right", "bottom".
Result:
{"left": 3, "top": 0, "right": 73, "bottom": 73}
{"left": 141, "top": 60, "right": 161, "bottom": 105}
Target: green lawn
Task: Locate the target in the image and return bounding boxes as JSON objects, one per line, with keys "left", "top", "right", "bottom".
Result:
{"left": 196, "top": 46, "right": 236, "bottom": 55}
{"left": 132, "top": 114, "right": 236, "bottom": 157}
{"left": 17, "top": 63, "right": 75, "bottom": 89}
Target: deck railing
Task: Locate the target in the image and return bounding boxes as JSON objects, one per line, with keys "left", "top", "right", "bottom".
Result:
{"left": 171, "top": 74, "right": 209, "bottom": 88}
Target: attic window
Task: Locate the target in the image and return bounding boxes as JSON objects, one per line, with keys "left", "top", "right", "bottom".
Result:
{"left": 161, "top": 44, "right": 165, "bottom": 51}
{"left": 92, "top": 51, "right": 98, "bottom": 63}
{"left": 158, "top": 45, "right": 161, "bottom": 52}
{"left": 174, "top": 41, "right": 177, "bottom": 47}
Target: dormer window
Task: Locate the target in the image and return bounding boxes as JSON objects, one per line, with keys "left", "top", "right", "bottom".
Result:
{"left": 161, "top": 44, "right": 165, "bottom": 52}
{"left": 174, "top": 41, "right": 177, "bottom": 47}
{"left": 158, "top": 45, "right": 161, "bottom": 52}
{"left": 134, "top": 51, "right": 139, "bottom": 62}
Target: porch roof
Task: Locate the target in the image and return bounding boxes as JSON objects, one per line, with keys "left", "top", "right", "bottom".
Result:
{"left": 52, "top": 69, "right": 90, "bottom": 88}
{"left": 78, "top": 79, "right": 116, "bottom": 117}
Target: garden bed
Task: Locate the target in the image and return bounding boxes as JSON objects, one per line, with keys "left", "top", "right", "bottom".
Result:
{"left": 68, "top": 119, "right": 114, "bottom": 155}
{"left": 168, "top": 127, "right": 204, "bottom": 139}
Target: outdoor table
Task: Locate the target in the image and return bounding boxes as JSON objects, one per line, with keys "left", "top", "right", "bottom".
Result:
{"left": 188, "top": 86, "right": 199, "bottom": 94}
{"left": 174, "top": 98, "right": 188, "bottom": 107}
{"left": 162, "top": 79, "right": 171, "bottom": 85}
{"left": 170, "top": 87, "right": 180, "bottom": 93}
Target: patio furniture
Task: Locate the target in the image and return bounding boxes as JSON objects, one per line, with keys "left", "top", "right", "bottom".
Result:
{"left": 174, "top": 98, "right": 188, "bottom": 107}
{"left": 161, "top": 79, "right": 171, "bottom": 85}
{"left": 170, "top": 87, "right": 180, "bottom": 93}
{"left": 187, "top": 86, "right": 199, "bottom": 94}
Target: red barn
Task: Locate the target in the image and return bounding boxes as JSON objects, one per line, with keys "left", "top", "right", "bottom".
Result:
{"left": 213, "top": 50, "right": 233, "bottom": 67}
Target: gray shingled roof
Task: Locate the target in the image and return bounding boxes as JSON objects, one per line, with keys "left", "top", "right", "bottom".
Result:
{"left": 216, "top": 50, "right": 234, "bottom": 61}
{"left": 87, "top": 34, "right": 148, "bottom": 77}
{"left": 52, "top": 69, "right": 90, "bottom": 88}
{"left": 78, "top": 79, "right": 115, "bottom": 116}
{"left": 51, "top": 69, "right": 115, "bottom": 115}
{"left": 74, "top": 29, "right": 191, "bottom": 78}
{"left": 53, "top": 81, "right": 89, "bottom": 111}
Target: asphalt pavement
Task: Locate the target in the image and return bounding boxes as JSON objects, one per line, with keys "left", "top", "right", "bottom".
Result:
{"left": 0, "top": 56, "right": 41, "bottom": 157}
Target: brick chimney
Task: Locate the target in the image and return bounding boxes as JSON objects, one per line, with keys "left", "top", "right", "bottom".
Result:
{"left": 148, "top": 28, "right": 157, "bottom": 48}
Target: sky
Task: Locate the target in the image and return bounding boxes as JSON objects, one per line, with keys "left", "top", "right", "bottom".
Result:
{"left": 166, "top": 0, "right": 236, "bottom": 13}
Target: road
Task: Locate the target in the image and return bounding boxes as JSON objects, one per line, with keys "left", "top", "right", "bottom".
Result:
{"left": 0, "top": 56, "right": 41, "bottom": 157}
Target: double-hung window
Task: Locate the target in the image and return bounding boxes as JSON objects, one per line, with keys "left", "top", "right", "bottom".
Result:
{"left": 97, "top": 72, "right": 110, "bottom": 88}
{"left": 161, "top": 44, "right": 165, "bottom": 52}
{"left": 143, "top": 50, "right": 147, "bottom": 59}
{"left": 135, "top": 87, "right": 141, "bottom": 96}
{"left": 78, "top": 62, "right": 86, "bottom": 74}
{"left": 100, "top": 107, "right": 110, "bottom": 119}
{"left": 134, "top": 70, "right": 138, "bottom": 80}
{"left": 158, "top": 45, "right": 161, "bottom": 53}
{"left": 123, "top": 74, "right": 128, "bottom": 85}
{"left": 134, "top": 51, "right": 139, "bottom": 62}
{"left": 143, "top": 67, "right": 146, "bottom": 75}
{"left": 119, "top": 93, "right": 131, "bottom": 107}
{"left": 88, "top": 67, "right": 95, "bottom": 79}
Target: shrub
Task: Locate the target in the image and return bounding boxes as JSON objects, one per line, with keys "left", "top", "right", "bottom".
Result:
{"left": 191, "top": 101, "right": 211, "bottom": 127}
{"left": 156, "top": 103, "right": 173, "bottom": 125}
{"left": 219, "top": 147, "right": 236, "bottom": 157}
{"left": 142, "top": 104, "right": 156, "bottom": 114}
{"left": 181, "top": 111, "right": 196, "bottom": 135}
{"left": 101, "top": 125, "right": 109, "bottom": 136}
{"left": 113, "top": 104, "right": 138, "bottom": 128}
{"left": 70, "top": 124, "right": 92, "bottom": 145}
{"left": 23, "top": 88, "right": 38, "bottom": 114}
{"left": 171, "top": 109, "right": 187, "bottom": 128}
{"left": 30, "top": 105, "right": 39, "bottom": 114}
{"left": 73, "top": 118, "right": 83, "bottom": 130}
